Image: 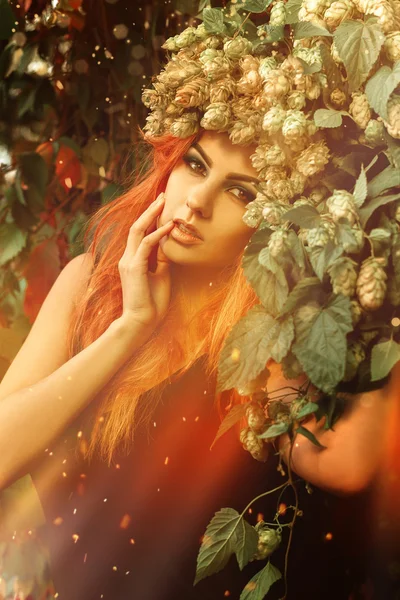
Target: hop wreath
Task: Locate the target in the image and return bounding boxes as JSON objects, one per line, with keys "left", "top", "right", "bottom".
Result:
{"left": 142, "top": 0, "right": 400, "bottom": 597}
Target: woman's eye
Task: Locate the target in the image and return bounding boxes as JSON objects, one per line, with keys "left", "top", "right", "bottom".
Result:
{"left": 183, "top": 155, "right": 254, "bottom": 203}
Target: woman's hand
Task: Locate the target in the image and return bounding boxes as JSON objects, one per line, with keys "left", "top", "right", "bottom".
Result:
{"left": 117, "top": 192, "right": 174, "bottom": 334}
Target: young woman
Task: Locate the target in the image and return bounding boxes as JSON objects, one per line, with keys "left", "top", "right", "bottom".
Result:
{"left": 0, "top": 128, "right": 398, "bottom": 599}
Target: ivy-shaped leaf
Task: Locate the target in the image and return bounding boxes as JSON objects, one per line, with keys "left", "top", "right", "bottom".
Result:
{"left": 210, "top": 402, "right": 251, "bottom": 450}
{"left": 353, "top": 164, "right": 368, "bottom": 207}
{"left": 240, "top": 560, "right": 282, "bottom": 600}
{"left": 203, "top": 7, "right": 225, "bottom": 33}
{"left": 314, "top": 108, "right": 343, "bottom": 128}
{"left": 281, "top": 204, "right": 321, "bottom": 229}
{"left": 309, "top": 240, "right": 344, "bottom": 282}
{"left": 296, "top": 425, "right": 326, "bottom": 448}
{"left": 333, "top": 18, "right": 385, "bottom": 91}
{"left": 370, "top": 339, "right": 400, "bottom": 381}
{"left": 216, "top": 306, "right": 294, "bottom": 393}
{"left": 359, "top": 192, "right": 400, "bottom": 227}
{"left": 243, "top": 230, "right": 289, "bottom": 316}
{"left": 293, "top": 21, "right": 332, "bottom": 39}
{"left": 243, "top": 0, "right": 273, "bottom": 13}
{"left": 292, "top": 294, "right": 353, "bottom": 393}
{"left": 365, "top": 62, "right": 400, "bottom": 121}
{"left": 258, "top": 421, "right": 289, "bottom": 440}
{"left": 367, "top": 165, "right": 400, "bottom": 198}
{"left": 296, "top": 402, "right": 320, "bottom": 419}
{"left": 194, "top": 508, "right": 259, "bottom": 584}
{"left": 279, "top": 277, "right": 325, "bottom": 317}
{"left": 284, "top": 0, "right": 302, "bottom": 24}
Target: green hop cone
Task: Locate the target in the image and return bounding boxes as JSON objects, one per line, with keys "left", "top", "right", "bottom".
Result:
{"left": 327, "top": 257, "right": 358, "bottom": 297}
{"left": 324, "top": 0, "right": 356, "bottom": 29}
{"left": 326, "top": 189, "right": 357, "bottom": 226}
{"left": 239, "top": 428, "right": 269, "bottom": 462}
{"left": 252, "top": 523, "right": 282, "bottom": 561}
{"left": 307, "top": 216, "right": 336, "bottom": 247}
{"left": 384, "top": 31, "right": 400, "bottom": 61}
{"left": 200, "top": 102, "right": 232, "bottom": 130}
{"left": 356, "top": 256, "right": 388, "bottom": 311}
{"left": 270, "top": 1, "right": 287, "bottom": 25}
{"left": 223, "top": 36, "right": 253, "bottom": 60}
{"left": 246, "top": 402, "right": 268, "bottom": 433}
{"left": 262, "top": 105, "right": 286, "bottom": 134}
{"left": 349, "top": 92, "right": 372, "bottom": 129}
{"left": 364, "top": 119, "right": 386, "bottom": 147}
{"left": 343, "top": 341, "right": 366, "bottom": 381}
{"left": 268, "top": 229, "right": 291, "bottom": 258}
{"left": 175, "top": 27, "right": 198, "bottom": 49}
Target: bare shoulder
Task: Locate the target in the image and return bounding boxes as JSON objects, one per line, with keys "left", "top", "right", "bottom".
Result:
{"left": 0, "top": 252, "right": 95, "bottom": 402}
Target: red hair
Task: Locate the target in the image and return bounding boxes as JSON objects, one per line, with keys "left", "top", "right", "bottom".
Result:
{"left": 66, "top": 127, "right": 260, "bottom": 465}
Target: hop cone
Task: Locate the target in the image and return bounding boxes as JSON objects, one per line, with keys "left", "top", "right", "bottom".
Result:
{"left": 343, "top": 341, "right": 366, "bottom": 381}
{"left": 364, "top": 119, "right": 386, "bottom": 146}
{"left": 326, "top": 189, "right": 357, "bottom": 226}
{"left": 268, "top": 229, "right": 291, "bottom": 258}
{"left": 243, "top": 197, "right": 267, "bottom": 228}
{"left": 246, "top": 403, "right": 268, "bottom": 433}
{"left": 352, "top": 0, "right": 399, "bottom": 33}
{"left": 330, "top": 88, "right": 347, "bottom": 108}
{"left": 384, "top": 31, "right": 400, "bottom": 61}
{"left": 201, "top": 102, "right": 232, "bottom": 131}
{"left": 350, "top": 299, "right": 363, "bottom": 326}
{"left": 209, "top": 77, "right": 236, "bottom": 103}
{"left": 290, "top": 170, "right": 307, "bottom": 195}
{"left": 349, "top": 92, "right": 372, "bottom": 129}
{"left": 287, "top": 91, "right": 307, "bottom": 110}
{"left": 356, "top": 256, "right": 388, "bottom": 310}
{"left": 296, "top": 141, "right": 330, "bottom": 176}
{"left": 259, "top": 57, "right": 278, "bottom": 80}
{"left": 262, "top": 69, "right": 292, "bottom": 100}
{"left": 270, "top": 1, "right": 287, "bottom": 25}
{"left": 262, "top": 202, "right": 288, "bottom": 227}
{"left": 203, "top": 56, "right": 231, "bottom": 82}
{"left": 229, "top": 120, "right": 259, "bottom": 145}
{"left": 239, "top": 428, "right": 269, "bottom": 462}
{"left": 252, "top": 524, "right": 282, "bottom": 560}
{"left": 175, "top": 27, "right": 198, "bottom": 49}
{"left": 342, "top": 225, "right": 365, "bottom": 254}
{"left": 293, "top": 46, "right": 323, "bottom": 70}
{"left": 324, "top": 0, "right": 356, "bottom": 28}
{"left": 236, "top": 69, "right": 263, "bottom": 95}
{"left": 383, "top": 95, "right": 400, "bottom": 138}
{"left": 169, "top": 112, "right": 199, "bottom": 137}
{"left": 175, "top": 77, "right": 209, "bottom": 108}
{"left": 223, "top": 35, "right": 253, "bottom": 60}
{"left": 262, "top": 105, "right": 286, "bottom": 133}
{"left": 307, "top": 216, "right": 336, "bottom": 247}
{"left": 282, "top": 110, "right": 309, "bottom": 141}
{"left": 328, "top": 257, "right": 358, "bottom": 296}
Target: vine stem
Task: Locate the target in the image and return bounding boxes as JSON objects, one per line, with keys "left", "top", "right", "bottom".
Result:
{"left": 233, "top": 10, "right": 252, "bottom": 40}
{"left": 240, "top": 482, "right": 289, "bottom": 518}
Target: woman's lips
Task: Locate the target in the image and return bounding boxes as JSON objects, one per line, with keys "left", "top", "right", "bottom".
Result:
{"left": 170, "top": 223, "right": 203, "bottom": 244}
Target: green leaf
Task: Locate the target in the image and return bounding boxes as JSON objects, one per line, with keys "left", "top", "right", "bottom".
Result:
{"left": 365, "top": 62, "right": 400, "bottom": 121}
{"left": 309, "top": 240, "right": 344, "bottom": 281}
{"left": 243, "top": 229, "right": 289, "bottom": 316}
{"left": 210, "top": 402, "right": 251, "bottom": 450}
{"left": 240, "top": 560, "right": 282, "bottom": 600}
{"left": 19, "top": 152, "right": 49, "bottom": 198}
{"left": 284, "top": 0, "right": 302, "bottom": 24}
{"left": 257, "top": 24, "right": 285, "bottom": 42}
{"left": 0, "top": 223, "right": 27, "bottom": 266}
{"left": 0, "top": 0, "right": 15, "bottom": 39}
{"left": 385, "top": 133, "right": 400, "bottom": 170}
{"left": 333, "top": 18, "right": 385, "bottom": 92}
{"left": 281, "top": 204, "right": 321, "bottom": 229}
{"left": 279, "top": 277, "right": 324, "bottom": 317}
{"left": 258, "top": 421, "right": 289, "bottom": 439}
{"left": 202, "top": 7, "right": 225, "bottom": 33}
{"left": 293, "top": 22, "right": 332, "bottom": 39}
{"left": 296, "top": 402, "right": 320, "bottom": 419}
{"left": 314, "top": 108, "right": 343, "bottom": 128}
{"left": 243, "top": 0, "right": 273, "bottom": 13}
{"left": 369, "top": 227, "right": 391, "bottom": 242}
{"left": 367, "top": 166, "right": 400, "bottom": 198}
{"left": 370, "top": 339, "right": 400, "bottom": 381}
{"left": 359, "top": 192, "right": 400, "bottom": 227}
{"left": 194, "top": 508, "right": 259, "bottom": 584}
{"left": 292, "top": 294, "right": 353, "bottom": 393}
{"left": 353, "top": 164, "right": 368, "bottom": 208}
{"left": 216, "top": 305, "right": 294, "bottom": 393}
{"left": 296, "top": 425, "right": 326, "bottom": 448}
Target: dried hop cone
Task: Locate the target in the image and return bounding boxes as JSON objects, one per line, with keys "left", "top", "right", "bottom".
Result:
{"left": 287, "top": 90, "right": 307, "bottom": 110}
{"left": 262, "top": 105, "right": 286, "bottom": 134}
{"left": 343, "top": 341, "right": 366, "bottom": 382}
{"left": 383, "top": 95, "right": 400, "bottom": 139}
{"left": 350, "top": 299, "right": 363, "bottom": 326}
{"left": 327, "top": 257, "right": 358, "bottom": 297}
{"left": 349, "top": 92, "right": 372, "bottom": 129}
{"left": 324, "top": 0, "right": 356, "bottom": 28}
{"left": 326, "top": 189, "right": 358, "bottom": 226}
{"left": 296, "top": 141, "right": 330, "bottom": 176}
{"left": 384, "top": 31, "right": 400, "bottom": 61}
{"left": 200, "top": 102, "right": 232, "bottom": 131}
{"left": 169, "top": 112, "right": 199, "bottom": 137}
{"left": 262, "top": 69, "right": 292, "bottom": 100}
{"left": 175, "top": 77, "right": 209, "bottom": 108}
{"left": 252, "top": 523, "right": 282, "bottom": 561}
{"left": 307, "top": 215, "right": 336, "bottom": 247}
{"left": 262, "top": 202, "right": 288, "bottom": 227}
{"left": 239, "top": 428, "right": 269, "bottom": 462}
{"left": 356, "top": 256, "right": 388, "bottom": 311}
{"left": 245, "top": 402, "right": 267, "bottom": 433}
{"left": 282, "top": 110, "right": 309, "bottom": 141}
{"left": 223, "top": 35, "right": 253, "bottom": 60}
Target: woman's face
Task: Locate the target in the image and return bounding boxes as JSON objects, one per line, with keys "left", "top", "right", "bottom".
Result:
{"left": 158, "top": 130, "right": 260, "bottom": 270}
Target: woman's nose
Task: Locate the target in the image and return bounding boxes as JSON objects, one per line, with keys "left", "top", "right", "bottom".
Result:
{"left": 186, "top": 183, "right": 214, "bottom": 217}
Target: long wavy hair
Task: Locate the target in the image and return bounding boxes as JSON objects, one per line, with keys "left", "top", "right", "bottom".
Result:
{"left": 66, "top": 126, "right": 260, "bottom": 465}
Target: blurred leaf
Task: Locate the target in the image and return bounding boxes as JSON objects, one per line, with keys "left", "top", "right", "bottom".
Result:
{"left": 0, "top": 222, "right": 28, "bottom": 266}
{"left": 0, "top": 0, "right": 15, "bottom": 40}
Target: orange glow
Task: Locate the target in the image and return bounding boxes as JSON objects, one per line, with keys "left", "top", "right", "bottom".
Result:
{"left": 256, "top": 512, "right": 264, "bottom": 522}
{"left": 164, "top": 456, "right": 169, "bottom": 465}
{"left": 278, "top": 503, "right": 287, "bottom": 515}
{"left": 119, "top": 514, "right": 132, "bottom": 529}
{"left": 325, "top": 532, "right": 333, "bottom": 541}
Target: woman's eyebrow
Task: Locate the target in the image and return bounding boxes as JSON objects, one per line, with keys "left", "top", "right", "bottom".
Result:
{"left": 191, "top": 143, "right": 260, "bottom": 185}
